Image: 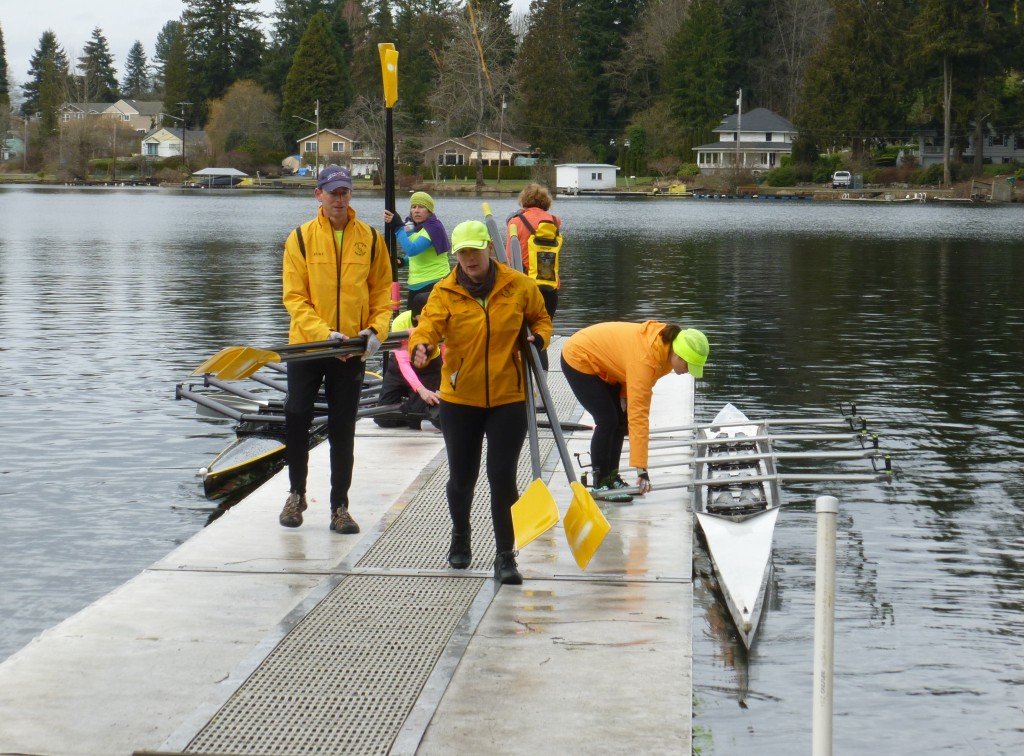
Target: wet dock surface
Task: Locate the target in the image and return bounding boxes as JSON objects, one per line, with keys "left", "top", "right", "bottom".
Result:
{"left": 0, "top": 343, "right": 694, "bottom": 754}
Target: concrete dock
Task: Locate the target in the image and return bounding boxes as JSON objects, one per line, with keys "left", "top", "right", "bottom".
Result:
{"left": 0, "top": 344, "right": 695, "bottom": 755}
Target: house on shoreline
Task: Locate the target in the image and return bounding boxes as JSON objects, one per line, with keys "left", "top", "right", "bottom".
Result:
{"left": 693, "top": 108, "right": 797, "bottom": 174}
{"left": 295, "top": 129, "right": 378, "bottom": 176}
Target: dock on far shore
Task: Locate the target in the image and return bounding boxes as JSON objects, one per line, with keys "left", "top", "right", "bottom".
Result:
{"left": 0, "top": 341, "right": 696, "bottom": 755}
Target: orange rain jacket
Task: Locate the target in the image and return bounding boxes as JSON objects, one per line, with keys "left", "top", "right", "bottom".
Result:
{"left": 561, "top": 320, "right": 672, "bottom": 468}
{"left": 409, "top": 262, "right": 553, "bottom": 408}
{"left": 283, "top": 206, "right": 393, "bottom": 344}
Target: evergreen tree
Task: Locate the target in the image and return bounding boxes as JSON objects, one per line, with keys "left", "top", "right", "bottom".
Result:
{"left": 161, "top": 25, "right": 191, "bottom": 125}
{"left": 393, "top": 0, "right": 457, "bottom": 128}
{"left": 38, "top": 54, "right": 65, "bottom": 136}
{"left": 0, "top": 22, "right": 9, "bottom": 119}
{"left": 182, "top": 0, "right": 265, "bottom": 118}
{"left": 23, "top": 30, "right": 70, "bottom": 117}
{"left": 346, "top": 0, "right": 395, "bottom": 103}
{"left": 263, "top": 0, "right": 336, "bottom": 95}
{"left": 281, "top": 11, "right": 350, "bottom": 145}
{"left": 514, "top": 0, "right": 587, "bottom": 156}
{"left": 77, "top": 27, "right": 120, "bottom": 102}
{"left": 661, "top": 0, "right": 732, "bottom": 132}
{"left": 796, "top": 0, "right": 914, "bottom": 157}
{"left": 122, "top": 41, "right": 150, "bottom": 98}
{"left": 153, "top": 20, "right": 183, "bottom": 93}
{"left": 565, "top": 0, "right": 646, "bottom": 155}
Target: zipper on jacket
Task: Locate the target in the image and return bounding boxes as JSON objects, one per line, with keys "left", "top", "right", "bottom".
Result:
{"left": 483, "top": 301, "right": 491, "bottom": 407}
{"left": 334, "top": 229, "right": 342, "bottom": 331}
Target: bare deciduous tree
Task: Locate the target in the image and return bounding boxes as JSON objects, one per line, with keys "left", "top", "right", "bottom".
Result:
{"left": 429, "top": 5, "right": 517, "bottom": 186}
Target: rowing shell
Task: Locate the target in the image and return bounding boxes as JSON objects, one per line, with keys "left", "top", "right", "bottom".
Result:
{"left": 693, "top": 403, "right": 781, "bottom": 648}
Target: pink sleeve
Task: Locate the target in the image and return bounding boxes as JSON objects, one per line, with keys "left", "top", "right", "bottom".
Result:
{"left": 395, "top": 346, "right": 423, "bottom": 392}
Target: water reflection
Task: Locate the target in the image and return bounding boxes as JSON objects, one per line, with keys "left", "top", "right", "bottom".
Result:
{"left": 1, "top": 187, "right": 1023, "bottom": 750}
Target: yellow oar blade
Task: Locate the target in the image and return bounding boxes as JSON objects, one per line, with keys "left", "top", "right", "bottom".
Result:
{"left": 191, "top": 346, "right": 281, "bottom": 380}
{"left": 563, "top": 482, "right": 611, "bottom": 570}
{"left": 512, "top": 478, "right": 559, "bottom": 550}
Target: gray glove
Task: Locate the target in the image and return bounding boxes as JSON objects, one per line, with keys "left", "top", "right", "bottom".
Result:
{"left": 358, "top": 328, "right": 381, "bottom": 361}
{"left": 329, "top": 331, "right": 346, "bottom": 341}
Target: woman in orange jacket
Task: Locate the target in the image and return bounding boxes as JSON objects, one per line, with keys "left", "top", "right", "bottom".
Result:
{"left": 410, "top": 220, "right": 553, "bottom": 584}
{"left": 561, "top": 321, "right": 709, "bottom": 502}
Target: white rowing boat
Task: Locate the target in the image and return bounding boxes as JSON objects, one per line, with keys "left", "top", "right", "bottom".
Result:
{"left": 693, "top": 403, "right": 781, "bottom": 648}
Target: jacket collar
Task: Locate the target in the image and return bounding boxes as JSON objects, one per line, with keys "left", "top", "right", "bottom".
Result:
{"left": 440, "top": 260, "right": 515, "bottom": 298}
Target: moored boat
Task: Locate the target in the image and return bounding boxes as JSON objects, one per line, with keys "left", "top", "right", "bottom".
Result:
{"left": 693, "top": 403, "right": 781, "bottom": 648}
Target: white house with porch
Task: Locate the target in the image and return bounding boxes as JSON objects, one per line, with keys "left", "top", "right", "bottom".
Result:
{"left": 694, "top": 108, "right": 797, "bottom": 173}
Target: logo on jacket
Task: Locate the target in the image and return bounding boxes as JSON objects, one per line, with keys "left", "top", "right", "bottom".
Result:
{"left": 354, "top": 241, "right": 368, "bottom": 256}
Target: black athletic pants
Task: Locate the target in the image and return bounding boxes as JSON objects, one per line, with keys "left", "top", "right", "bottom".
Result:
{"left": 375, "top": 352, "right": 442, "bottom": 428}
{"left": 285, "top": 356, "right": 365, "bottom": 511}
{"left": 439, "top": 400, "right": 527, "bottom": 553}
{"left": 536, "top": 287, "right": 558, "bottom": 372}
{"left": 561, "top": 355, "right": 626, "bottom": 483}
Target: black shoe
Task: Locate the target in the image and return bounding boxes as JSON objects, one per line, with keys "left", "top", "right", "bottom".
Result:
{"left": 330, "top": 507, "right": 360, "bottom": 534}
{"left": 448, "top": 530, "right": 472, "bottom": 569}
{"left": 494, "top": 551, "right": 523, "bottom": 585}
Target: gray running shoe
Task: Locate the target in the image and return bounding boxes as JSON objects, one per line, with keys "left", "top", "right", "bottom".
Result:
{"left": 330, "top": 507, "right": 360, "bottom": 534}
{"left": 279, "top": 492, "right": 307, "bottom": 528}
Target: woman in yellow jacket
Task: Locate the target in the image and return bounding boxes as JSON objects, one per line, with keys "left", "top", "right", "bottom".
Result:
{"left": 561, "top": 321, "right": 709, "bottom": 503}
{"left": 410, "top": 220, "right": 552, "bottom": 584}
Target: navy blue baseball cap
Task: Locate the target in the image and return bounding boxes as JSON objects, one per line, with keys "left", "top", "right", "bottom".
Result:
{"left": 317, "top": 165, "right": 353, "bottom": 192}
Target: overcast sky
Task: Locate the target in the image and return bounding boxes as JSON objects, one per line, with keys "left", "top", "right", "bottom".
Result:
{"left": 2, "top": 1, "right": 530, "bottom": 93}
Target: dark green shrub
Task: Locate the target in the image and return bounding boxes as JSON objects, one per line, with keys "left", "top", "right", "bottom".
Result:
{"left": 677, "top": 163, "right": 700, "bottom": 178}
{"left": 765, "top": 165, "right": 796, "bottom": 186}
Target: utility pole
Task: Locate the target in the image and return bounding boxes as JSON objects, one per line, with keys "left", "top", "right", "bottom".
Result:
{"left": 496, "top": 93, "right": 506, "bottom": 185}
{"left": 293, "top": 99, "right": 320, "bottom": 177}
{"left": 734, "top": 88, "right": 742, "bottom": 195}
{"left": 178, "top": 101, "right": 192, "bottom": 181}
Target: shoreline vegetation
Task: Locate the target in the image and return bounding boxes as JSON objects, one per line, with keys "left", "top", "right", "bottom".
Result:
{"left": 0, "top": 173, "right": 1018, "bottom": 203}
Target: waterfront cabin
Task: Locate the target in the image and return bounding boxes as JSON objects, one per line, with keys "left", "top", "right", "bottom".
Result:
{"left": 693, "top": 108, "right": 797, "bottom": 174}
{"left": 555, "top": 163, "right": 619, "bottom": 192}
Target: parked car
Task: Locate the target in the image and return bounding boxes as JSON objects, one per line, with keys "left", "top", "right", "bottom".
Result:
{"left": 832, "top": 170, "right": 852, "bottom": 189}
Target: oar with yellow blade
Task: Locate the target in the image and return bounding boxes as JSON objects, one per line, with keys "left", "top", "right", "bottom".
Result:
{"left": 510, "top": 328, "right": 559, "bottom": 550}
{"left": 192, "top": 331, "right": 410, "bottom": 380}
{"left": 506, "top": 232, "right": 609, "bottom": 569}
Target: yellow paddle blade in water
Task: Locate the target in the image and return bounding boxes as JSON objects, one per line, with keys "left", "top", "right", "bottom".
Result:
{"left": 563, "top": 482, "right": 611, "bottom": 570}
{"left": 191, "top": 346, "right": 282, "bottom": 380}
{"left": 512, "top": 478, "right": 559, "bottom": 550}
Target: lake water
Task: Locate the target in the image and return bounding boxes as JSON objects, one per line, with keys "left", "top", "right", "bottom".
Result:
{"left": 1, "top": 186, "right": 1022, "bottom": 752}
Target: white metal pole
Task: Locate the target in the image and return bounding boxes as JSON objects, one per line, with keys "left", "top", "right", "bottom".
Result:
{"left": 812, "top": 495, "right": 838, "bottom": 756}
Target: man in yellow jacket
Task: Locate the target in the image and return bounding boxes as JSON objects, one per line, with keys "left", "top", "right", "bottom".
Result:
{"left": 279, "top": 165, "right": 392, "bottom": 534}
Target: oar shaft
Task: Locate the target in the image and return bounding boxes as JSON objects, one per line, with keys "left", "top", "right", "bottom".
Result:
{"left": 648, "top": 416, "right": 866, "bottom": 435}
{"left": 633, "top": 431, "right": 870, "bottom": 452}
{"left": 622, "top": 448, "right": 888, "bottom": 472}
{"left": 274, "top": 330, "right": 410, "bottom": 354}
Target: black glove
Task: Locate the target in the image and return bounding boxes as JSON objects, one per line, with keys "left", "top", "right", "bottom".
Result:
{"left": 386, "top": 213, "right": 405, "bottom": 231}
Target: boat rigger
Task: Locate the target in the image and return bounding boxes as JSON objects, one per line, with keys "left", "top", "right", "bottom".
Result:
{"left": 0, "top": 343, "right": 696, "bottom": 754}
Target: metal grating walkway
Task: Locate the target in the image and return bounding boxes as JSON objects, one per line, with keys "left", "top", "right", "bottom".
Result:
{"left": 176, "top": 344, "right": 582, "bottom": 755}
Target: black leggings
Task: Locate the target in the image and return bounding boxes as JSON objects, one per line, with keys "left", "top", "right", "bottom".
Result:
{"left": 285, "top": 356, "right": 365, "bottom": 510}
{"left": 439, "top": 400, "right": 527, "bottom": 553}
{"left": 536, "top": 287, "right": 558, "bottom": 372}
{"left": 561, "top": 355, "right": 626, "bottom": 482}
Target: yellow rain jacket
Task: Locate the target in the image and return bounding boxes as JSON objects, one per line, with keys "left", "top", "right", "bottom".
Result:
{"left": 283, "top": 206, "right": 393, "bottom": 344}
{"left": 561, "top": 320, "right": 672, "bottom": 468}
{"left": 409, "top": 262, "right": 553, "bottom": 408}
